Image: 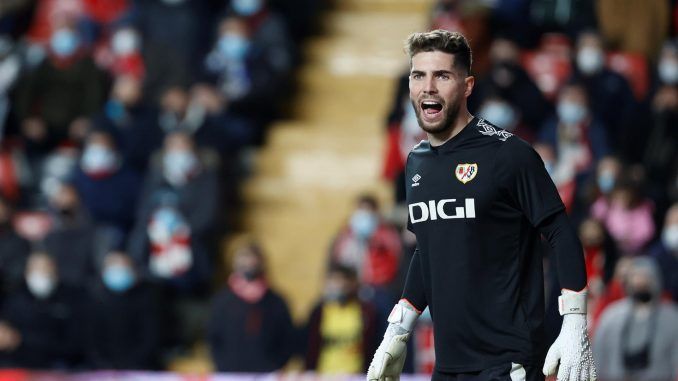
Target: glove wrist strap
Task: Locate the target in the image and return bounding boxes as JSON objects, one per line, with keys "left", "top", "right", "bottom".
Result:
{"left": 558, "top": 288, "right": 587, "bottom": 315}
{"left": 387, "top": 299, "right": 421, "bottom": 332}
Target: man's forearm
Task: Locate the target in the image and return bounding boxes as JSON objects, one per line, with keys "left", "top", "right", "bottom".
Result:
{"left": 538, "top": 210, "right": 587, "bottom": 291}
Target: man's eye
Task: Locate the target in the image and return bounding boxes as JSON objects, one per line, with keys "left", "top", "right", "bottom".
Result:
{"left": 437, "top": 74, "right": 449, "bottom": 80}
{"left": 412, "top": 74, "right": 422, "bottom": 80}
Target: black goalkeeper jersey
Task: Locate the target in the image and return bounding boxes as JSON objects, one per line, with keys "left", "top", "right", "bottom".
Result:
{"left": 404, "top": 117, "right": 565, "bottom": 372}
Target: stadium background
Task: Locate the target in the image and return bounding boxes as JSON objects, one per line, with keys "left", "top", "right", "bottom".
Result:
{"left": 0, "top": 0, "right": 676, "bottom": 379}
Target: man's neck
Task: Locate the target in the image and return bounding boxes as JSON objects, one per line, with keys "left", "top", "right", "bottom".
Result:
{"left": 427, "top": 110, "right": 474, "bottom": 147}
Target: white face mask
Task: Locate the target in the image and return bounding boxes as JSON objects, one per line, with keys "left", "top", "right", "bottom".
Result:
{"left": 163, "top": 150, "right": 198, "bottom": 186}
{"left": 577, "top": 47, "right": 604, "bottom": 75}
{"left": 557, "top": 101, "right": 587, "bottom": 125}
{"left": 111, "top": 29, "right": 140, "bottom": 56}
{"left": 81, "top": 144, "right": 118, "bottom": 175}
{"left": 479, "top": 101, "right": 517, "bottom": 131}
{"left": 662, "top": 224, "right": 678, "bottom": 251}
{"left": 27, "top": 272, "right": 56, "bottom": 299}
{"left": 658, "top": 59, "right": 678, "bottom": 85}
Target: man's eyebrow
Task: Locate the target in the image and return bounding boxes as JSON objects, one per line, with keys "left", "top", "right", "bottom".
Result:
{"left": 409, "top": 69, "right": 456, "bottom": 75}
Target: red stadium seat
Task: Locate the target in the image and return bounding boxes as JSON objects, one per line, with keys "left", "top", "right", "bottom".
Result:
{"left": 607, "top": 52, "right": 649, "bottom": 101}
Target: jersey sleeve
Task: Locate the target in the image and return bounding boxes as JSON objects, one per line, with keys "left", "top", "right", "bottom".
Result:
{"left": 493, "top": 138, "right": 565, "bottom": 226}
{"left": 538, "top": 210, "right": 587, "bottom": 291}
{"left": 401, "top": 248, "right": 427, "bottom": 312}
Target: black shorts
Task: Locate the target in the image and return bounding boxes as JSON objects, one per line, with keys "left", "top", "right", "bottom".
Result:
{"left": 432, "top": 363, "right": 544, "bottom": 381}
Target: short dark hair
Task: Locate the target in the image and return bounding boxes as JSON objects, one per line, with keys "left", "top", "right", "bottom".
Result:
{"left": 405, "top": 29, "right": 472, "bottom": 74}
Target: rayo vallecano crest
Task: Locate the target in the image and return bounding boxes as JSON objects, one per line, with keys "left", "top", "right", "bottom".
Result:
{"left": 455, "top": 163, "right": 478, "bottom": 184}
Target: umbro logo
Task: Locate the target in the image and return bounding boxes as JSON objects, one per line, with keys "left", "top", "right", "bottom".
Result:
{"left": 411, "top": 174, "right": 421, "bottom": 187}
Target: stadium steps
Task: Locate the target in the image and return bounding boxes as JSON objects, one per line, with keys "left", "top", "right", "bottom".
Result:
{"left": 170, "top": 0, "right": 433, "bottom": 373}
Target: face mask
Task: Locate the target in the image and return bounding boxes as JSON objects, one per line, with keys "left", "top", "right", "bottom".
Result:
{"left": 111, "top": 29, "right": 139, "bottom": 56}
{"left": 350, "top": 210, "right": 378, "bottom": 240}
{"left": 662, "top": 224, "right": 678, "bottom": 251}
{"left": 597, "top": 170, "right": 615, "bottom": 193}
{"left": 27, "top": 272, "right": 56, "bottom": 299}
{"left": 577, "top": 47, "right": 604, "bottom": 75}
{"left": 103, "top": 264, "right": 135, "bottom": 293}
{"left": 557, "top": 101, "right": 587, "bottom": 125}
{"left": 163, "top": 150, "right": 198, "bottom": 186}
{"left": 631, "top": 289, "right": 653, "bottom": 304}
{"left": 218, "top": 33, "right": 250, "bottom": 61}
{"left": 232, "top": 0, "right": 263, "bottom": 16}
{"left": 479, "top": 102, "right": 516, "bottom": 131}
{"left": 658, "top": 59, "right": 678, "bottom": 85}
{"left": 81, "top": 144, "right": 118, "bottom": 175}
{"left": 50, "top": 28, "right": 80, "bottom": 58}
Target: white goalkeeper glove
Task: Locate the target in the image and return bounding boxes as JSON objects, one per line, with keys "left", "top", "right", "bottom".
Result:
{"left": 543, "top": 289, "right": 597, "bottom": 381}
{"left": 367, "top": 299, "right": 420, "bottom": 381}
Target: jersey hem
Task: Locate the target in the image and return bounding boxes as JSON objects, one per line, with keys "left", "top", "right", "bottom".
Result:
{"left": 434, "top": 355, "right": 537, "bottom": 374}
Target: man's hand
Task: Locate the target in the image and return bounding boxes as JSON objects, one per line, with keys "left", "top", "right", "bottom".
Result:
{"left": 367, "top": 300, "right": 420, "bottom": 381}
{"left": 543, "top": 289, "right": 597, "bottom": 381}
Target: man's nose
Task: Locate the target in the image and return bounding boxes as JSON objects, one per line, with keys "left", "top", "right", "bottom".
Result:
{"left": 423, "top": 76, "right": 437, "bottom": 94}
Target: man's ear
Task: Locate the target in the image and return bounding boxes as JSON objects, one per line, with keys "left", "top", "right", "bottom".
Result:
{"left": 464, "top": 76, "right": 475, "bottom": 98}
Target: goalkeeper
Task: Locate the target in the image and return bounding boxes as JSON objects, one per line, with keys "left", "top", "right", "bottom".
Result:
{"left": 367, "top": 30, "right": 596, "bottom": 381}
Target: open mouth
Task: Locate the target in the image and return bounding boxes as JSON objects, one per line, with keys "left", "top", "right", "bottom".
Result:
{"left": 420, "top": 100, "right": 443, "bottom": 119}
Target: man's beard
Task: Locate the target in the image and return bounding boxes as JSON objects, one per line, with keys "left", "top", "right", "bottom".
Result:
{"left": 411, "top": 97, "right": 461, "bottom": 135}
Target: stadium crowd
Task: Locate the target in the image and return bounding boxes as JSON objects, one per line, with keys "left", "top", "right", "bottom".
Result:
{"left": 0, "top": 0, "right": 676, "bottom": 380}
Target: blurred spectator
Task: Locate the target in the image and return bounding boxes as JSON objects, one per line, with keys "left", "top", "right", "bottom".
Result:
{"left": 0, "top": 252, "right": 81, "bottom": 368}
{"left": 330, "top": 194, "right": 401, "bottom": 292}
{"left": 206, "top": 4, "right": 294, "bottom": 126}
{"left": 136, "top": 0, "right": 214, "bottom": 102}
{"left": 305, "top": 264, "right": 378, "bottom": 374}
{"left": 569, "top": 31, "right": 637, "bottom": 153}
{"left": 208, "top": 242, "right": 295, "bottom": 372}
{"left": 596, "top": 0, "right": 669, "bottom": 61}
{"left": 188, "top": 84, "right": 253, "bottom": 154}
{"left": 83, "top": 251, "right": 159, "bottom": 370}
{"left": 578, "top": 218, "right": 618, "bottom": 309}
{"left": 43, "top": 183, "right": 95, "bottom": 288}
{"left": 96, "top": 25, "right": 145, "bottom": 79}
{"left": 538, "top": 82, "right": 610, "bottom": 179}
{"left": 16, "top": 21, "right": 107, "bottom": 155}
{"left": 591, "top": 172, "right": 655, "bottom": 255}
{"left": 0, "top": 196, "right": 30, "bottom": 297}
{"left": 640, "top": 84, "right": 678, "bottom": 211}
{"left": 649, "top": 204, "right": 678, "bottom": 301}
{"left": 95, "top": 75, "right": 162, "bottom": 172}
{"left": 128, "top": 130, "right": 219, "bottom": 293}
{"left": 469, "top": 37, "right": 552, "bottom": 130}
{"left": 654, "top": 41, "right": 678, "bottom": 88}
{"left": 73, "top": 129, "right": 141, "bottom": 233}
{"left": 476, "top": 95, "right": 534, "bottom": 142}
{"left": 37, "top": 147, "right": 78, "bottom": 203}
{"left": 593, "top": 256, "right": 678, "bottom": 381}
{"left": 382, "top": 71, "right": 425, "bottom": 203}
